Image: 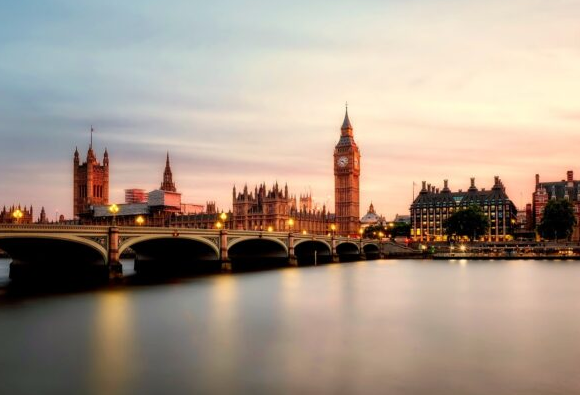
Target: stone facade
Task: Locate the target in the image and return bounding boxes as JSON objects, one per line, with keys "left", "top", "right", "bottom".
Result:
{"left": 334, "top": 107, "right": 361, "bottom": 236}
{"left": 231, "top": 183, "right": 331, "bottom": 233}
{"left": 410, "top": 177, "right": 517, "bottom": 242}
{"left": 533, "top": 171, "right": 580, "bottom": 241}
{"left": 73, "top": 131, "right": 109, "bottom": 218}
{"left": 0, "top": 205, "right": 34, "bottom": 224}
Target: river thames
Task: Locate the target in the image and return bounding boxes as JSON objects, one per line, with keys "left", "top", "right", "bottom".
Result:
{"left": 0, "top": 258, "right": 579, "bottom": 394}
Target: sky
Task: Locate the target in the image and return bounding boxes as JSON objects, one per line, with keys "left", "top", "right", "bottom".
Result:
{"left": 0, "top": 0, "right": 579, "bottom": 220}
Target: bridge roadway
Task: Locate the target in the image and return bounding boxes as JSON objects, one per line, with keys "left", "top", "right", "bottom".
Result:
{"left": 0, "top": 225, "right": 413, "bottom": 281}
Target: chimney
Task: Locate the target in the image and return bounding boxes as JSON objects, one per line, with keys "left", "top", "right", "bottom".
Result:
{"left": 470, "top": 178, "right": 475, "bottom": 188}
{"left": 567, "top": 170, "right": 573, "bottom": 182}
{"left": 535, "top": 174, "right": 540, "bottom": 185}
{"left": 444, "top": 179, "right": 449, "bottom": 189}
{"left": 494, "top": 176, "right": 500, "bottom": 185}
{"left": 422, "top": 181, "right": 426, "bottom": 191}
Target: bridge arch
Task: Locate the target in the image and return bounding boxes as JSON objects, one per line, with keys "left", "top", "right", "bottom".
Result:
{"left": 293, "top": 239, "right": 332, "bottom": 265}
{"left": 0, "top": 234, "right": 108, "bottom": 264}
{"left": 119, "top": 235, "right": 220, "bottom": 274}
{"left": 227, "top": 237, "right": 289, "bottom": 269}
{"left": 119, "top": 234, "right": 219, "bottom": 257}
{"left": 294, "top": 238, "right": 332, "bottom": 252}
{"left": 336, "top": 241, "right": 360, "bottom": 254}
{"left": 227, "top": 236, "right": 288, "bottom": 254}
{"left": 363, "top": 243, "right": 381, "bottom": 259}
{"left": 0, "top": 234, "right": 109, "bottom": 282}
{"left": 336, "top": 241, "right": 360, "bottom": 262}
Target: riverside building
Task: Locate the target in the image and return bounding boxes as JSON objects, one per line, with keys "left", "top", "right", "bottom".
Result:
{"left": 533, "top": 171, "right": 580, "bottom": 241}
{"left": 410, "top": 177, "right": 517, "bottom": 242}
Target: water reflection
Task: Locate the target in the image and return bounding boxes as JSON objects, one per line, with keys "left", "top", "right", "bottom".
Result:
{"left": 197, "top": 275, "right": 241, "bottom": 393}
{"left": 0, "top": 259, "right": 580, "bottom": 394}
{"left": 89, "top": 291, "right": 135, "bottom": 395}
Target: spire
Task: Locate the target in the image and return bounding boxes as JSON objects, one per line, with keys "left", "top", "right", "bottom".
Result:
{"left": 160, "top": 152, "right": 177, "bottom": 192}
{"left": 341, "top": 102, "right": 352, "bottom": 131}
{"left": 87, "top": 126, "right": 96, "bottom": 162}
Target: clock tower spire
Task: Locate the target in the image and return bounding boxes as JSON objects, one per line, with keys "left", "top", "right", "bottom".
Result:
{"left": 334, "top": 105, "right": 360, "bottom": 236}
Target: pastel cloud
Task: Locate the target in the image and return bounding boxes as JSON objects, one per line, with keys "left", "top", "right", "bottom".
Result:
{"left": 0, "top": 0, "right": 579, "bottom": 219}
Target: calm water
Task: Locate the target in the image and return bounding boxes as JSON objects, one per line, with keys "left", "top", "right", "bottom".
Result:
{"left": 1, "top": 258, "right": 580, "bottom": 395}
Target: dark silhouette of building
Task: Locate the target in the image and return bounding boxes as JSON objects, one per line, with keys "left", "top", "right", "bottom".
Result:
{"left": 160, "top": 152, "right": 177, "bottom": 192}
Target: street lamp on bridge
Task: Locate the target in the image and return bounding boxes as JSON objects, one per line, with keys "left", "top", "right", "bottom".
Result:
{"left": 378, "top": 231, "right": 385, "bottom": 256}
{"left": 330, "top": 223, "right": 336, "bottom": 237}
{"left": 220, "top": 212, "right": 228, "bottom": 229}
{"left": 288, "top": 218, "right": 295, "bottom": 233}
{"left": 108, "top": 204, "right": 119, "bottom": 226}
{"left": 135, "top": 216, "right": 145, "bottom": 226}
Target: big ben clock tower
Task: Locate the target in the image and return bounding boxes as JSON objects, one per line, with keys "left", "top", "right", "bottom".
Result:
{"left": 334, "top": 105, "right": 360, "bottom": 236}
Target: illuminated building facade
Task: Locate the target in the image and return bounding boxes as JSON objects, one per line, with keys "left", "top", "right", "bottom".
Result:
{"left": 82, "top": 154, "right": 182, "bottom": 226}
{"left": 231, "top": 183, "right": 331, "bottom": 234}
{"left": 410, "top": 177, "right": 517, "bottom": 242}
{"left": 334, "top": 107, "right": 361, "bottom": 236}
{"left": 0, "top": 205, "right": 34, "bottom": 224}
{"left": 533, "top": 171, "right": 580, "bottom": 241}
{"left": 73, "top": 129, "right": 109, "bottom": 219}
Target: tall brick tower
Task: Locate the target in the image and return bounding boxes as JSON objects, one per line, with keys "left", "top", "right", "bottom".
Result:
{"left": 334, "top": 105, "right": 361, "bottom": 235}
{"left": 73, "top": 127, "right": 109, "bottom": 218}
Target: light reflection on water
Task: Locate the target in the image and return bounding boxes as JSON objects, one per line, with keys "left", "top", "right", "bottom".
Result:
{"left": 0, "top": 259, "right": 580, "bottom": 394}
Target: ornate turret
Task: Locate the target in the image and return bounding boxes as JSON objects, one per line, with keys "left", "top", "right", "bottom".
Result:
{"left": 160, "top": 152, "right": 177, "bottom": 192}
{"left": 86, "top": 126, "right": 96, "bottom": 163}
{"left": 103, "top": 148, "right": 109, "bottom": 166}
{"left": 39, "top": 207, "right": 48, "bottom": 224}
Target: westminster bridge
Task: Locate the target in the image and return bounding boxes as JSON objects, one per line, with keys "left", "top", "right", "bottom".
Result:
{"left": 0, "top": 225, "right": 415, "bottom": 281}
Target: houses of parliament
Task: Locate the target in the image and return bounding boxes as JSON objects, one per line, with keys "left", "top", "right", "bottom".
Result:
{"left": 71, "top": 108, "right": 362, "bottom": 236}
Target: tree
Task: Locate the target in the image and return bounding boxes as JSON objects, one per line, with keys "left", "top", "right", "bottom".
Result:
{"left": 443, "top": 205, "right": 489, "bottom": 242}
{"left": 362, "top": 222, "right": 411, "bottom": 240}
{"left": 538, "top": 199, "right": 576, "bottom": 241}
{"left": 363, "top": 224, "right": 387, "bottom": 239}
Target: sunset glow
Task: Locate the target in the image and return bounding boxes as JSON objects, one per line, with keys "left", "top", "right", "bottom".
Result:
{"left": 1, "top": 0, "right": 578, "bottom": 219}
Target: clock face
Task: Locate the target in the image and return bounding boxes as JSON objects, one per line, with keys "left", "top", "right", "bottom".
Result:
{"left": 337, "top": 156, "right": 349, "bottom": 167}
